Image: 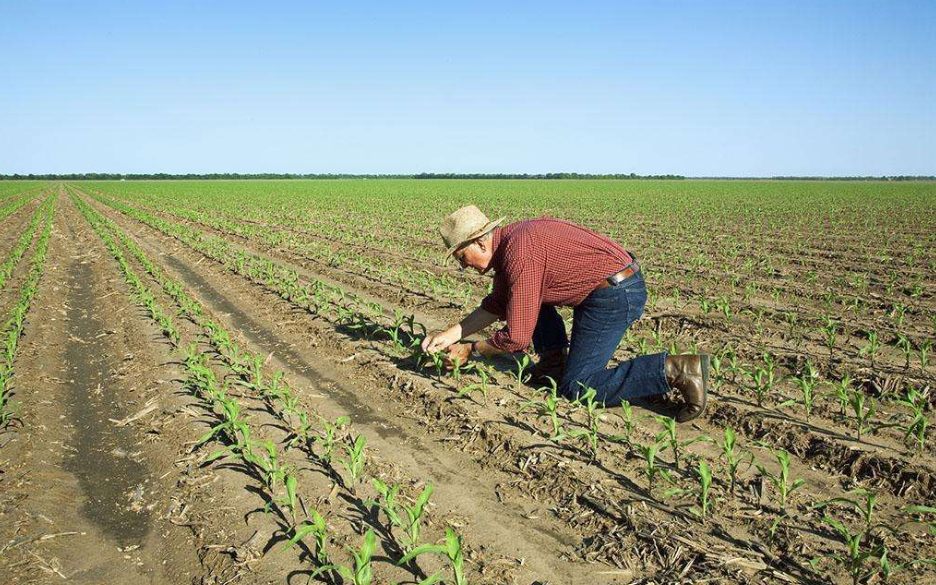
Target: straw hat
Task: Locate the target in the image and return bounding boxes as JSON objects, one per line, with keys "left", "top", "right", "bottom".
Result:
{"left": 439, "top": 205, "right": 506, "bottom": 259}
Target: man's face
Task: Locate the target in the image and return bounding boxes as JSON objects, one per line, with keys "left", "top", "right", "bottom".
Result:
{"left": 454, "top": 238, "right": 491, "bottom": 274}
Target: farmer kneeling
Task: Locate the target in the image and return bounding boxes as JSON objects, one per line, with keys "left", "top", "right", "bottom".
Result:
{"left": 421, "top": 205, "right": 709, "bottom": 422}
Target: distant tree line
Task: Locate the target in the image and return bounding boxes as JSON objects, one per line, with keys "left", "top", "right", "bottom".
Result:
{"left": 412, "top": 172, "right": 685, "bottom": 180}
{"left": 692, "top": 176, "right": 936, "bottom": 181}
{"left": 1, "top": 173, "right": 931, "bottom": 181}
{"left": 0, "top": 172, "right": 685, "bottom": 181}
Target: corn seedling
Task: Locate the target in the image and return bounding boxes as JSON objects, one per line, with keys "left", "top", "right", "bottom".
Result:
{"left": 456, "top": 363, "right": 492, "bottom": 404}
{"left": 520, "top": 379, "right": 566, "bottom": 442}
{"left": 368, "top": 478, "right": 404, "bottom": 532}
{"left": 893, "top": 387, "right": 929, "bottom": 455}
{"left": 637, "top": 440, "right": 674, "bottom": 498}
{"left": 919, "top": 339, "right": 932, "bottom": 371}
{"left": 513, "top": 353, "right": 532, "bottom": 386}
{"left": 282, "top": 509, "right": 331, "bottom": 565}
{"left": 781, "top": 360, "right": 821, "bottom": 421}
{"left": 313, "top": 529, "right": 376, "bottom": 585}
{"left": 608, "top": 400, "right": 635, "bottom": 448}
{"left": 858, "top": 330, "right": 881, "bottom": 367}
{"left": 748, "top": 364, "right": 775, "bottom": 408}
{"left": 398, "top": 526, "right": 467, "bottom": 585}
{"left": 691, "top": 460, "right": 714, "bottom": 521}
{"left": 820, "top": 315, "right": 839, "bottom": 361}
{"left": 755, "top": 446, "right": 805, "bottom": 510}
{"left": 895, "top": 333, "right": 913, "bottom": 371}
{"left": 315, "top": 415, "right": 350, "bottom": 464}
{"left": 655, "top": 415, "right": 710, "bottom": 472}
{"left": 399, "top": 483, "right": 434, "bottom": 552}
{"left": 718, "top": 426, "right": 753, "bottom": 497}
{"left": 847, "top": 389, "right": 876, "bottom": 441}
{"left": 340, "top": 434, "right": 368, "bottom": 488}
{"left": 827, "top": 373, "right": 854, "bottom": 418}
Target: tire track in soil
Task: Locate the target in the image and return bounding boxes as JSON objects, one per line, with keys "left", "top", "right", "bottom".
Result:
{"left": 97, "top": 197, "right": 594, "bottom": 583}
{"left": 61, "top": 257, "right": 152, "bottom": 545}
{"left": 0, "top": 196, "right": 199, "bottom": 584}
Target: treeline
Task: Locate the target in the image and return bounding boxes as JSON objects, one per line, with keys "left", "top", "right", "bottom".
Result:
{"left": 413, "top": 172, "right": 685, "bottom": 180}
{"left": 2, "top": 173, "right": 931, "bottom": 181}
{"left": 0, "top": 172, "right": 684, "bottom": 181}
{"left": 694, "top": 176, "right": 936, "bottom": 181}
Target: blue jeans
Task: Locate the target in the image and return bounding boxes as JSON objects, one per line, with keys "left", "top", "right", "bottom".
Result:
{"left": 531, "top": 271, "right": 670, "bottom": 405}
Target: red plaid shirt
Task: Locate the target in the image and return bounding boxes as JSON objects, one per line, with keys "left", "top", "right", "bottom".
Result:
{"left": 480, "top": 218, "right": 634, "bottom": 352}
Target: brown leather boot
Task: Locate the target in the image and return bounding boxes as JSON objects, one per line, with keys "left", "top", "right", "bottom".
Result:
{"left": 528, "top": 348, "right": 567, "bottom": 387}
{"left": 665, "top": 354, "right": 710, "bottom": 422}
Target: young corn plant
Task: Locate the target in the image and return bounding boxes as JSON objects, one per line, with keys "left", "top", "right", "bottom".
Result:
{"left": 748, "top": 363, "right": 777, "bottom": 408}
{"left": 398, "top": 526, "right": 467, "bottom": 585}
{"left": 781, "top": 360, "right": 821, "bottom": 421}
{"left": 827, "top": 373, "right": 854, "bottom": 418}
{"left": 847, "top": 389, "right": 876, "bottom": 441}
{"left": 637, "top": 440, "right": 674, "bottom": 499}
{"left": 315, "top": 415, "right": 350, "bottom": 465}
{"left": 283, "top": 509, "right": 330, "bottom": 566}
{"left": 399, "top": 483, "right": 435, "bottom": 553}
{"left": 820, "top": 316, "right": 839, "bottom": 361}
{"left": 858, "top": 330, "right": 881, "bottom": 367}
{"left": 569, "top": 386, "right": 604, "bottom": 460}
{"left": 456, "top": 363, "right": 492, "bottom": 404}
{"left": 513, "top": 354, "right": 532, "bottom": 386}
{"left": 368, "top": 478, "right": 404, "bottom": 534}
{"left": 340, "top": 434, "right": 368, "bottom": 489}
{"left": 717, "top": 426, "right": 753, "bottom": 497}
{"left": 608, "top": 400, "right": 635, "bottom": 449}
{"left": 519, "top": 378, "right": 566, "bottom": 442}
{"left": 313, "top": 529, "right": 377, "bottom": 585}
{"left": 691, "top": 460, "right": 715, "bottom": 522}
{"left": 893, "top": 387, "right": 929, "bottom": 455}
{"left": 895, "top": 333, "right": 913, "bottom": 371}
{"left": 655, "top": 415, "right": 710, "bottom": 472}
{"left": 755, "top": 446, "right": 805, "bottom": 511}
{"left": 919, "top": 339, "right": 932, "bottom": 372}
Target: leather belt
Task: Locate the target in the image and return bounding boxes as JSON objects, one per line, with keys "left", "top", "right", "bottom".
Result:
{"left": 594, "top": 261, "right": 640, "bottom": 290}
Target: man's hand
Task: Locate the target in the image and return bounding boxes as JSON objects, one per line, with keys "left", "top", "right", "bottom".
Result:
{"left": 442, "top": 343, "right": 473, "bottom": 370}
{"left": 421, "top": 328, "right": 462, "bottom": 353}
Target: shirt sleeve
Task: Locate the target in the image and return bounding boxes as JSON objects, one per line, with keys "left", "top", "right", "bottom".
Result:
{"left": 486, "top": 237, "right": 546, "bottom": 352}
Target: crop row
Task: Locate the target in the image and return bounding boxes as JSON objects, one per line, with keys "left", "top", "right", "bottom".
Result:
{"left": 0, "top": 188, "right": 42, "bottom": 224}
{"left": 0, "top": 196, "right": 55, "bottom": 430}
{"left": 72, "top": 190, "right": 473, "bottom": 584}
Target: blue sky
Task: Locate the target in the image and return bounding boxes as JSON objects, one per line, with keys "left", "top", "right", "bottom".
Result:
{"left": 1, "top": 1, "right": 933, "bottom": 176}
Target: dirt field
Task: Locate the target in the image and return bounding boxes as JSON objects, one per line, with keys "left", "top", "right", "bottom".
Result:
{"left": 1, "top": 181, "right": 934, "bottom": 584}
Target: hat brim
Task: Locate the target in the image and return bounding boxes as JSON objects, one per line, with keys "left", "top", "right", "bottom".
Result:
{"left": 441, "top": 216, "right": 506, "bottom": 264}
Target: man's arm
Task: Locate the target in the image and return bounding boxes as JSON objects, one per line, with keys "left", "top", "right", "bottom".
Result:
{"left": 422, "top": 306, "right": 499, "bottom": 353}
{"left": 459, "top": 306, "right": 500, "bottom": 338}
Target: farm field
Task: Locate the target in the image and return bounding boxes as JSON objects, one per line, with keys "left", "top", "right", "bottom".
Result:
{"left": 0, "top": 179, "right": 934, "bottom": 584}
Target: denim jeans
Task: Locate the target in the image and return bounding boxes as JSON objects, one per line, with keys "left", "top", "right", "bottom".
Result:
{"left": 531, "top": 271, "right": 670, "bottom": 406}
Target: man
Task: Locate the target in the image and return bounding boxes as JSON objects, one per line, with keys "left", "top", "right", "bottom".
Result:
{"left": 421, "top": 205, "right": 708, "bottom": 422}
